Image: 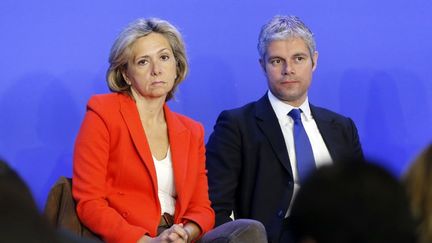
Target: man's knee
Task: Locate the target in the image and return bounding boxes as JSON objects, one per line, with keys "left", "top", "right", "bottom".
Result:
{"left": 230, "top": 219, "right": 267, "bottom": 242}
{"left": 200, "top": 219, "right": 267, "bottom": 243}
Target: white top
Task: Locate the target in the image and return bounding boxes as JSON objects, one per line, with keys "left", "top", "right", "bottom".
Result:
{"left": 153, "top": 147, "right": 176, "bottom": 216}
{"left": 267, "top": 91, "right": 333, "bottom": 216}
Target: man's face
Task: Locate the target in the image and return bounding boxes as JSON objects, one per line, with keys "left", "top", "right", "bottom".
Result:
{"left": 260, "top": 37, "right": 318, "bottom": 107}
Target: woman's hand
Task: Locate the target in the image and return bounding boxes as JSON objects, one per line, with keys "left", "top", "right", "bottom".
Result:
{"left": 163, "top": 223, "right": 189, "bottom": 242}
{"left": 183, "top": 222, "right": 201, "bottom": 242}
{"left": 137, "top": 224, "right": 189, "bottom": 243}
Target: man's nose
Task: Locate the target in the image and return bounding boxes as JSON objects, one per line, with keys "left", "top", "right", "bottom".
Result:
{"left": 282, "top": 62, "right": 295, "bottom": 75}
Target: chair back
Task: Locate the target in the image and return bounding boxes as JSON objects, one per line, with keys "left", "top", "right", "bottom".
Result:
{"left": 44, "top": 176, "right": 101, "bottom": 241}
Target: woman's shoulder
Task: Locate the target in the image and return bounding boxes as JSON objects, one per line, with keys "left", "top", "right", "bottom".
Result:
{"left": 87, "top": 93, "right": 124, "bottom": 105}
{"left": 86, "top": 93, "right": 131, "bottom": 110}
{"left": 168, "top": 109, "right": 204, "bottom": 134}
{"left": 176, "top": 113, "right": 200, "bottom": 125}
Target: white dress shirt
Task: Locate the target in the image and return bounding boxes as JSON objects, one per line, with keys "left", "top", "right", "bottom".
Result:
{"left": 267, "top": 91, "right": 332, "bottom": 216}
{"left": 153, "top": 147, "right": 176, "bottom": 215}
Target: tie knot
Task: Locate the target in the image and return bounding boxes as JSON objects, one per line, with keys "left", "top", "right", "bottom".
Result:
{"left": 288, "top": 109, "right": 302, "bottom": 121}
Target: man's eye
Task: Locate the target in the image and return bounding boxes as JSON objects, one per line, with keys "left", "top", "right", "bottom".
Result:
{"left": 295, "top": 56, "right": 305, "bottom": 62}
{"left": 271, "top": 59, "right": 282, "bottom": 65}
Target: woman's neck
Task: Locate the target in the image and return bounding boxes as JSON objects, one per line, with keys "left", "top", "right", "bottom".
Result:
{"left": 131, "top": 89, "right": 166, "bottom": 125}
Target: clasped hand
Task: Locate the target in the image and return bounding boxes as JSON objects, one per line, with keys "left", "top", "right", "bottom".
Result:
{"left": 138, "top": 223, "right": 191, "bottom": 243}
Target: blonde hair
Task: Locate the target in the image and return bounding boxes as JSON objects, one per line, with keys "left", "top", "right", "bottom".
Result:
{"left": 106, "top": 18, "right": 188, "bottom": 101}
{"left": 404, "top": 144, "right": 432, "bottom": 243}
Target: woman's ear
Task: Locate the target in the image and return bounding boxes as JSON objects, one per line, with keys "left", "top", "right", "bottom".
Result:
{"left": 121, "top": 69, "right": 131, "bottom": 85}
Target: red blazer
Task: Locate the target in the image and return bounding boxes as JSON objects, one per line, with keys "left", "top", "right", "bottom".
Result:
{"left": 72, "top": 93, "right": 215, "bottom": 243}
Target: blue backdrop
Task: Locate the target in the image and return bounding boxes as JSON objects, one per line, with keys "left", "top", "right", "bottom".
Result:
{"left": 1, "top": 0, "right": 431, "bottom": 208}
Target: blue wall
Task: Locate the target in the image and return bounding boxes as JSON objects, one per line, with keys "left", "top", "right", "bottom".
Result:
{"left": 1, "top": 0, "right": 431, "bottom": 208}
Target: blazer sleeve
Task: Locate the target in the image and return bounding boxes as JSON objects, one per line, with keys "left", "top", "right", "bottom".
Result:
{"left": 347, "top": 117, "right": 364, "bottom": 161}
{"left": 205, "top": 110, "right": 243, "bottom": 227}
{"left": 180, "top": 124, "right": 215, "bottom": 237}
{"left": 72, "top": 99, "right": 147, "bottom": 243}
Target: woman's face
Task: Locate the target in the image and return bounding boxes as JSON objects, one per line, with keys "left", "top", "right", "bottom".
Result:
{"left": 123, "top": 33, "right": 177, "bottom": 101}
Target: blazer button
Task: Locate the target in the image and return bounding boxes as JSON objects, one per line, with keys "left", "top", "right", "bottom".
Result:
{"left": 122, "top": 212, "right": 129, "bottom": 218}
{"left": 118, "top": 192, "right": 125, "bottom": 195}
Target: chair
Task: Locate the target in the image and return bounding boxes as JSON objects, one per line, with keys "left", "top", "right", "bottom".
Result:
{"left": 44, "top": 176, "right": 101, "bottom": 242}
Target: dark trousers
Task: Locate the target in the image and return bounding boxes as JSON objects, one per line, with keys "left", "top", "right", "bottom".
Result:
{"left": 199, "top": 219, "right": 268, "bottom": 243}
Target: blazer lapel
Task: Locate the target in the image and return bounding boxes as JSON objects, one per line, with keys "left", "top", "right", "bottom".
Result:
{"left": 118, "top": 95, "right": 158, "bottom": 195}
{"left": 255, "top": 95, "right": 293, "bottom": 177}
{"left": 164, "top": 105, "right": 189, "bottom": 202}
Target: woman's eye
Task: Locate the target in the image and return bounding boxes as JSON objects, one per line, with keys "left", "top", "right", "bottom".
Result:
{"left": 137, "top": 59, "right": 148, "bottom": 65}
{"left": 161, "top": 55, "right": 170, "bottom": 61}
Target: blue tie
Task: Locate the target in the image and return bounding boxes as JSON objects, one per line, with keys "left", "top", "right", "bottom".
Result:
{"left": 288, "top": 109, "right": 316, "bottom": 184}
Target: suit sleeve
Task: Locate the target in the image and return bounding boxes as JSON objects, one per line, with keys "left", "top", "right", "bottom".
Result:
{"left": 181, "top": 124, "right": 215, "bottom": 237}
{"left": 72, "top": 99, "right": 147, "bottom": 243}
{"left": 347, "top": 117, "right": 364, "bottom": 161}
{"left": 206, "top": 111, "right": 243, "bottom": 226}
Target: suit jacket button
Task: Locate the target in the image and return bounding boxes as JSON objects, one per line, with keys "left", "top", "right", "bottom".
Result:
{"left": 122, "top": 212, "right": 129, "bottom": 218}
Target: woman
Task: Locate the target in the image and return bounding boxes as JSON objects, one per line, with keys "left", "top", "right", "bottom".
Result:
{"left": 72, "top": 18, "right": 214, "bottom": 243}
{"left": 404, "top": 144, "right": 432, "bottom": 243}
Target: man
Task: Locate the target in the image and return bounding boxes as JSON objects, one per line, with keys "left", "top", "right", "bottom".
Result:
{"left": 206, "top": 15, "right": 363, "bottom": 242}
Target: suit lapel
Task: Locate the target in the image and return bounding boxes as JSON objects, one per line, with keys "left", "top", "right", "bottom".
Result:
{"left": 118, "top": 94, "right": 159, "bottom": 195}
{"left": 164, "top": 105, "right": 189, "bottom": 201}
{"left": 255, "top": 95, "right": 293, "bottom": 177}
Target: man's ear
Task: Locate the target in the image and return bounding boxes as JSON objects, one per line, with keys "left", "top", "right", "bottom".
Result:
{"left": 312, "top": 51, "right": 318, "bottom": 71}
{"left": 259, "top": 58, "right": 267, "bottom": 73}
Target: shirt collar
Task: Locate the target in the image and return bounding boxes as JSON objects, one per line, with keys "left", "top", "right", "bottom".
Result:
{"left": 267, "top": 90, "right": 313, "bottom": 122}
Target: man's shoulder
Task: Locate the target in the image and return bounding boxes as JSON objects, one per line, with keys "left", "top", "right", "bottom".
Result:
{"left": 219, "top": 95, "right": 268, "bottom": 118}
{"left": 222, "top": 101, "right": 257, "bottom": 116}
{"left": 310, "top": 104, "right": 353, "bottom": 124}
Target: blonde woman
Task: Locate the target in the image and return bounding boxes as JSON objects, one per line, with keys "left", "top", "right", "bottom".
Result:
{"left": 73, "top": 18, "right": 266, "bottom": 243}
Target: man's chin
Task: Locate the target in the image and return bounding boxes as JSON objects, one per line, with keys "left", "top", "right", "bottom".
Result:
{"left": 276, "top": 94, "right": 306, "bottom": 106}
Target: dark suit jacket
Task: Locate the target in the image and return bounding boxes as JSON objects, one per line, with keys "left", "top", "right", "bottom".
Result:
{"left": 206, "top": 94, "right": 363, "bottom": 242}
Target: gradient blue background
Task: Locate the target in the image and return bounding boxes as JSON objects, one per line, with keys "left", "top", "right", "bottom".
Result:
{"left": 1, "top": 0, "right": 431, "bottom": 208}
